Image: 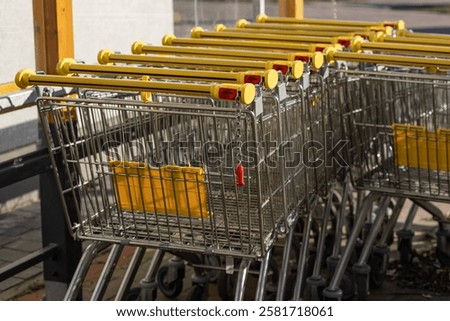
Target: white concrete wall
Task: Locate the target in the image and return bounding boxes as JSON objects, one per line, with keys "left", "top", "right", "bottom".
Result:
{"left": 73, "top": 0, "right": 173, "bottom": 63}
{"left": 0, "top": 0, "right": 173, "bottom": 212}
{"left": 0, "top": 0, "right": 35, "bottom": 84}
{"left": 0, "top": 0, "right": 173, "bottom": 133}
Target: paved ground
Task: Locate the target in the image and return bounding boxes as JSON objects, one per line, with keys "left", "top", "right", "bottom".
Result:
{"left": 1, "top": 198, "right": 449, "bottom": 301}
{"left": 1, "top": 0, "right": 450, "bottom": 301}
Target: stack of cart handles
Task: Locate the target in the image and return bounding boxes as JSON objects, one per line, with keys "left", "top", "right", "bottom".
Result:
{"left": 96, "top": 49, "right": 305, "bottom": 80}
{"left": 14, "top": 69, "right": 256, "bottom": 105}
{"left": 130, "top": 41, "right": 325, "bottom": 71}
{"left": 161, "top": 34, "right": 317, "bottom": 54}
{"left": 56, "top": 58, "right": 279, "bottom": 90}
{"left": 14, "top": 14, "right": 450, "bottom": 104}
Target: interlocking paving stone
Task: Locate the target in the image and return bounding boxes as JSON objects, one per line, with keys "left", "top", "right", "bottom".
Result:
{"left": 0, "top": 248, "right": 30, "bottom": 263}
{"left": 4, "top": 237, "right": 42, "bottom": 253}
{"left": 0, "top": 276, "right": 22, "bottom": 292}
{"left": 14, "top": 266, "right": 43, "bottom": 281}
{"left": 0, "top": 236, "right": 15, "bottom": 247}
{"left": 25, "top": 229, "right": 42, "bottom": 242}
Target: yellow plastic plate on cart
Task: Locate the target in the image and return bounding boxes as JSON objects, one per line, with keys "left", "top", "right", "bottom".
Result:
{"left": 393, "top": 124, "right": 450, "bottom": 171}
{"left": 109, "top": 161, "right": 209, "bottom": 218}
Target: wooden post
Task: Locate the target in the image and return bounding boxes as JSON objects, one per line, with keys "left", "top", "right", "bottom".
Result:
{"left": 33, "top": 0, "right": 74, "bottom": 74}
{"left": 32, "top": 0, "right": 82, "bottom": 300}
{"left": 279, "top": 0, "right": 304, "bottom": 19}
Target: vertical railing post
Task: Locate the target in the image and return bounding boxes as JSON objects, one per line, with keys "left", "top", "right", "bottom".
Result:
{"left": 33, "top": 0, "right": 82, "bottom": 300}
{"left": 278, "top": 0, "right": 304, "bottom": 19}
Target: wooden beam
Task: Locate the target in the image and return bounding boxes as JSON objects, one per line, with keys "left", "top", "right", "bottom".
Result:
{"left": 279, "top": 0, "right": 304, "bottom": 19}
{"left": 32, "top": 0, "right": 74, "bottom": 74}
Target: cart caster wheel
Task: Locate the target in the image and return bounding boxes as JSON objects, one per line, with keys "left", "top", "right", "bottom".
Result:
{"left": 436, "top": 228, "right": 450, "bottom": 267}
{"left": 369, "top": 249, "right": 389, "bottom": 289}
{"left": 217, "top": 271, "right": 236, "bottom": 300}
{"left": 353, "top": 264, "right": 370, "bottom": 301}
{"left": 265, "top": 257, "right": 280, "bottom": 294}
{"left": 283, "top": 273, "right": 297, "bottom": 300}
{"left": 205, "top": 255, "right": 220, "bottom": 283}
{"left": 398, "top": 238, "right": 414, "bottom": 264}
{"left": 124, "top": 287, "right": 141, "bottom": 301}
{"left": 436, "top": 248, "right": 450, "bottom": 267}
{"left": 157, "top": 265, "right": 184, "bottom": 298}
{"left": 369, "top": 255, "right": 386, "bottom": 289}
{"left": 125, "top": 287, "right": 157, "bottom": 301}
{"left": 355, "top": 274, "right": 369, "bottom": 301}
{"left": 188, "top": 284, "right": 209, "bottom": 301}
{"left": 340, "top": 270, "right": 355, "bottom": 300}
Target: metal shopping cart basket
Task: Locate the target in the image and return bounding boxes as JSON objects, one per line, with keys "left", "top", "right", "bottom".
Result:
{"left": 15, "top": 65, "right": 312, "bottom": 300}
{"left": 321, "top": 53, "right": 450, "bottom": 299}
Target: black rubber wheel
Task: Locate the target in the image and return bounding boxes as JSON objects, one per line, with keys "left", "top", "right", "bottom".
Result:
{"left": 340, "top": 271, "right": 355, "bottom": 300}
{"left": 266, "top": 257, "right": 280, "bottom": 294}
{"left": 323, "top": 233, "right": 335, "bottom": 266}
{"left": 156, "top": 265, "right": 184, "bottom": 299}
{"left": 355, "top": 273, "right": 369, "bottom": 301}
{"left": 123, "top": 287, "right": 158, "bottom": 301}
{"left": 436, "top": 248, "right": 450, "bottom": 267}
{"left": 398, "top": 238, "right": 414, "bottom": 264}
{"left": 123, "top": 287, "right": 141, "bottom": 301}
{"left": 369, "top": 253, "right": 388, "bottom": 289}
{"left": 188, "top": 284, "right": 209, "bottom": 301}
{"left": 384, "top": 199, "right": 396, "bottom": 246}
{"left": 204, "top": 255, "right": 220, "bottom": 283}
{"left": 217, "top": 270, "right": 236, "bottom": 300}
{"left": 283, "top": 273, "right": 297, "bottom": 300}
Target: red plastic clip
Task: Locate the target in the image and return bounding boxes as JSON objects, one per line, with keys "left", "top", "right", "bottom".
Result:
{"left": 235, "top": 163, "right": 245, "bottom": 187}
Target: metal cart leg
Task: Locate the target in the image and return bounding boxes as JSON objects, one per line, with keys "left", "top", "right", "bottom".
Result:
{"left": 369, "top": 197, "right": 406, "bottom": 290}
{"left": 234, "top": 258, "right": 251, "bottom": 301}
{"left": 138, "top": 249, "right": 166, "bottom": 301}
{"left": 396, "top": 202, "right": 419, "bottom": 264}
{"left": 292, "top": 211, "right": 313, "bottom": 301}
{"left": 322, "top": 192, "right": 377, "bottom": 300}
{"left": 90, "top": 244, "right": 124, "bottom": 300}
{"left": 276, "top": 218, "right": 298, "bottom": 301}
{"left": 352, "top": 196, "right": 389, "bottom": 300}
{"left": 326, "top": 180, "right": 351, "bottom": 280}
{"left": 306, "top": 186, "right": 335, "bottom": 300}
{"left": 64, "top": 241, "right": 110, "bottom": 301}
{"left": 255, "top": 250, "right": 272, "bottom": 301}
{"left": 115, "top": 246, "right": 146, "bottom": 301}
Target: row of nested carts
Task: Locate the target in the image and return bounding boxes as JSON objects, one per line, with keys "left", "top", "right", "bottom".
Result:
{"left": 15, "top": 14, "right": 450, "bottom": 300}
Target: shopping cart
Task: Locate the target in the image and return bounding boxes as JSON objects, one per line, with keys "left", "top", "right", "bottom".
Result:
{"left": 208, "top": 18, "right": 450, "bottom": 300}
{"left": 319, "top": 53, "right": 450, "bottom": 300}
{"left": 14, "top": 12, "right": 450, "bottom": 301}
{"left": 15, "top": 58, "right": 316, "bottom": 300}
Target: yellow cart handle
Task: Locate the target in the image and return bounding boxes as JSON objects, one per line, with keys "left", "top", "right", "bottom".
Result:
{"left": 236, "top": 19, "right": 393, "bottom": 35}
{"left": 163, "top": 33, "right": 314, "bottom": 51}
{"left": 131, "top": 41, "right": 324, "bottom": 71}
{"left": 56, "top": 58, "right": 279, "bottom": 89}
{"left": 323, "top": 46, "right": 450, "bottom": 69}
{"left": 350, "top": 36, "right": 450, "bottom": 57}
{"left": 398, "top": 29, "right": 450, "bottom": 40}
{"left": 215, "top": 23, "right": 354, "bottom": 38}
{"left": 98, "top": 49, "right": 304, "bottom": 79}
{"left": 371, "top": 32, "right": 450, "bottom": 48}
{"left": 256, "top": 14, "right": 405, "bottom": 30}
{"left": 15, "top": 69, "right": 256, "bottom": 104}
{"left": 191, "top": 26, "right": 333, "bottom": 45}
